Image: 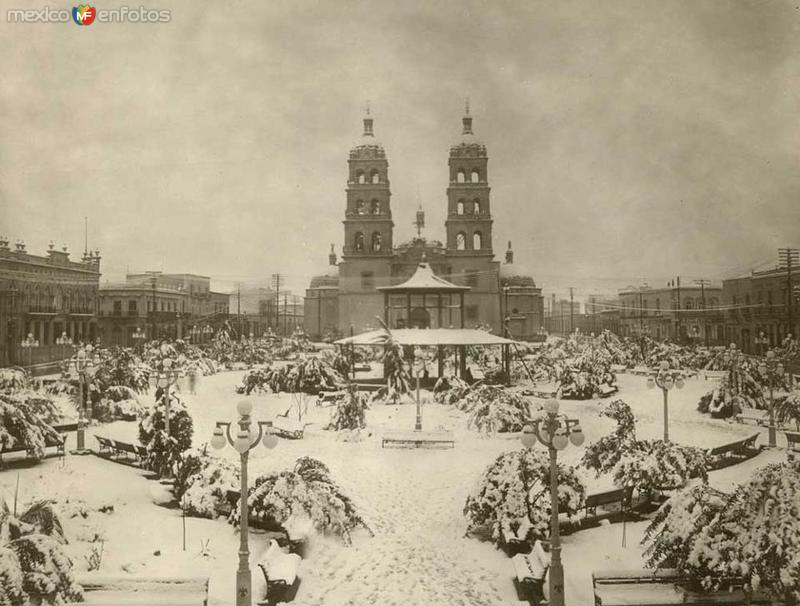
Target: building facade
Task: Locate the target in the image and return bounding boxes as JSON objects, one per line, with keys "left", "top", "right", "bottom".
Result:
{"left": 618, "top": 283, "right": 724, "bottom": 344}
{"left": 304, "top": 108, "right": 544, "bottom": 341}
{"left": 98, "top": 272, "right": 230, "bottom": 346}
{"left": 0, "top": 238, "right": 101, "bottom": 367}
{"left": 721, "top": 264, "right": 800, "bottom": 353}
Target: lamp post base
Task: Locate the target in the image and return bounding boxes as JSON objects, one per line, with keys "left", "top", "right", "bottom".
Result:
{"left": 236, "top": 565, "right": 251, "bottom": 606}
{"left": 767, "top": 424, "right": 778, "bottom": 448}
{"left": 69, "top": 448, "right": 92, "bottom": 456}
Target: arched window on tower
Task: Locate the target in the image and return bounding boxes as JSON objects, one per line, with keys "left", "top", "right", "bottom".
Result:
{"left": 473, "top": 200, "right": 481, "bottom": 214}
{"left": 370, "top": 199, "right": 380, "bottom": 214}
{"left": 356, "top": 199, "right": 365, "bottom": 215}
{"left": 356, "top": 170, "right": 365, "bottom": 184}
{"left": 371, "top": 170, "right": 380, "bottom": 184}
{"left": 456, "top": 232, "right": 466, "bottom": 250}
{"left": 354, "top": 232, "right": 364, "bottom": 252}
{"left": 371, "top": 232, "right": 382, "bottom": 252}
{"left": 457, "top": 169, "right": 466, "bottom": 183}
{"left": 473, "top": 231, "right": 483, "bottom": 250}
{"left": 456, "top": 200, "right": 465, "bottom": 215}
{"left": 471, "top": 169, "right": 480, "bottom": 182}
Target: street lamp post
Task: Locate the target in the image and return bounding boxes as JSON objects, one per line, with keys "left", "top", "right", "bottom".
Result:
{"left": 211, "top": 401, "right": 279, "bottom": 606}
{"left": 722, "top": 342, "right": 743, "bottom": 401}
{"left": 20, "top": 332, "right": 39, "bottom": 370}
{"left": 758, "top": 350, "right": 784, "bottom": 448}
{"left": 646, "top": 360, "right": 686, "bottom": 442}
{"left": 520, "top": 399, "right": 584, "bottom": 606}
{"left": 132, "top": 327, "right": 146, "bottom": 352}
{"left": 202, "top": 325, "right": 213, "bottom": 344}
{"left": 56, "top": 331, "right": 73, "bottom": 362}
{"left": 69, "top": 345, "right": 100, "bottom": 454}
{"left": 754, "top": 331, "right": 769, "bottom": 357}
{"left": 148, "top": 358, "right": 185, "bottom": 438}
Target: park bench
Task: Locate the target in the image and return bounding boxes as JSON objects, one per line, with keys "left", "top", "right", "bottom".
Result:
{"left": 381, "top": 429, "right": 455, "bottom": 449}
{"left": 257, "top": 539, "right": 302, "bottom": 606}
{"left": 353, "top": 364, "right": 371, "bottom": 373}
{"left": 511, "top": 540, "right": 550, "bottom": 605}
{"left": 734, "top": 406, "right": 769, "bottom": 426}
{"left": 0, "top": 430, "right": 66, "bottom": 466}
{"left": 271, "top": 416, "right": 304, "bottom": 439}
{"left": 591, "top": 569, "right": 770, "bottom": 606}
{"left": 315, "top": 391, "right": 344, "bottom": 407}
{"left": 706, "top": 432, "right": 761, "bottom": 470}
{"left": 597, "top": 384, "right": 619, "bottom": 398}
{"left": 68, "top": 574, "right": 209, "bottom": 605}
{"left": 786, "top": 431, "right": 800, "bottom": 460}
{"left": 584, "top": 486, "right": 633, "bottom": 519}
{"left": 702, "top": 370, "right": 728, "bottom": 381}
{"left": 94, "top": 435, "right": 148, "bottom": 465}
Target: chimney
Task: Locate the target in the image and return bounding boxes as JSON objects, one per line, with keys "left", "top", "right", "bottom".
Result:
{"left": 328, "top": 244, "right": 337, "bottom": 266}
{"left": 0, "top": 236, "right": 9, "bottom": 252}
{"left": 505, "top": 241, "right": 514, "bottom": 264}
{"left": 15, "top": 240, "right": 26, "bottom": 254}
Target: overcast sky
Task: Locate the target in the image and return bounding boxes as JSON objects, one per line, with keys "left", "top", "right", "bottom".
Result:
{"left": 1, "top": 0, "right": 799, "bottom": 300}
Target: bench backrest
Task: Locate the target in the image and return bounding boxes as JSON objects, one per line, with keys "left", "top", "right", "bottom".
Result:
{"left": 708, "top": 433, "right": 759, "bottom": 456}
{"left": 592, "top": 568, "right": 681, "bottom": 586}
{"left": 585, "top": 486, "right": 631, "bottom": 507}
{"left": 786, "top": 431, "right": 800, "bottom": 447}
{"left": 75, "top": 574, "right": 209, "bottom": 592}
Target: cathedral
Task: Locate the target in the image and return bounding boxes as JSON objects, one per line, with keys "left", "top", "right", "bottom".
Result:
{"left": 303, "top": 107, "right": 544, "bottom": 341}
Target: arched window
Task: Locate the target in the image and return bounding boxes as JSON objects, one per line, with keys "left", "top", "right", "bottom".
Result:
{"left": 696, "top": 297, "right": 704, "bottom": 309}
{"left": 371, "top": 170, "right": 380, "bottom": 184}
{"left": 354, "top": 232, "right": 364, "bottom": 252}
{"left": 473, "top": 199, "right": 481, "bottom": 214}
{"left": 356, "top": 199, "right": 365, "bottom": 215}
{"left": 684, "top": 298, "right": 693, "bottom": 310}
{"left": 356, "top": 170, "right": 365, "bottom": 184}
{"left": 457, "top": 169, "right": 466, "bottom": 183}
{"left": 371, "top": 232, "right": 382, "bottom": 252}
{"left": 471, "top": 169, "right": 480, "bottom": 182}
{"left": 473, "top": 231, "right": 482, "bottom": 250}
{"left": 370, "top": 199, "right": 380, "bottom": 214}
{"left": 456, "top": 232, "right": 466, "bottom": 250}
{"left": 456, "top": 200, "right": 465, "bottom": 215}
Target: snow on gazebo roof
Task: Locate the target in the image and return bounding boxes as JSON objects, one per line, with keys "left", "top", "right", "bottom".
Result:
{"left": 377, "top": 261, "right": 468, "bottom": 293}
{"left": 335, "top": 328, "right": 518, "bottom": 346}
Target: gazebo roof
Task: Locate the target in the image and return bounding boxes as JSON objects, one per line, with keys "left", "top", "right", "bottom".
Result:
{"left": 335, "top": 328, "right": 518, "bottom": 346}
{"left": 377, "top": 261, "right": 469, "bottom": 293}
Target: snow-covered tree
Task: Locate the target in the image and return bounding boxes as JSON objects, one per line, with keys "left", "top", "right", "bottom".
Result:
{"left": 0, "top": 395, "right": 63, "bottom": 461}
{"left": 0, "top": 499, "right": 82, "bottom": 606}
{"left": 326, "top": 385, "right": 368, "bottom": 431}
{"left": 462, "top": 385, "right": 539, "bottom": 434}
{"left": 464, "top": 448, "right": 586, "bottom": 548}
{"left": 138, "top": 395, "right": 194, "bottom": 478}
{"left": 230, "top": 457, "right": 372, "bottom": 544}
{"left": 776, "top": 393, "right": 800, "bottom": 431}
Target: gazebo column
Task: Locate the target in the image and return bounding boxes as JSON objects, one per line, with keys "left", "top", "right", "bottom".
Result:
{"left": 437, "top": 345, "right": 444, "bottom": 378}
{"left": 458, "top": 345, "right": 466, "bottom": 379}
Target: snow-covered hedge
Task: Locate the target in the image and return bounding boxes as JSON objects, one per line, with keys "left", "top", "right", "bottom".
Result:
{"left": 138, "top": 395, "right": 194, "bottom": 478}
{"left": 464, "top": 448, "right": 586, "bottom": 548}
{"left": 229, "top": 457, "right": 371, "bottom": 544}
{"left": 174, "top": 447, "right": 239, "bottom": 519}
{"left": 0, "top": 394, "right": 63, "bottom": 460}
{"left": 643, "top": 462, "right": 800, "bottom": 602}
{"left": 432, "top": 375, "right": 471, "bottom": 406}
{"left": 0, "top": 368, "right": 28, "bottom": 393}
{"left": 0, "top": 499, "right": 82, "bottom": 606}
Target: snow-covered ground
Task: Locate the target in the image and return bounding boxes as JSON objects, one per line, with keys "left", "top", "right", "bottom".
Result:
{"left": 0, "top": 370, "right": 788, "bottom": 605}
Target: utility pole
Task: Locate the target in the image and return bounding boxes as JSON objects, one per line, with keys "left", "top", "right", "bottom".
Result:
{"left": 569, "top": 287, "right": 575, "bottom": 335}
{"left": 675, "top": 276, "right": 681, "bottom": 343}
{"left": 283, "top": 293, "right": 288, "bottom": 336}
{"left": 145, "top": 271, "right": 161, "bottom": 340}
{"left": 271, "top": 274, "right": 283, "bottom": 333}
{"left": 694, "top": 279, "right": 711, "bottom": 346}
{"left": 779, "top": 248, "right": 799, "bottom": 340}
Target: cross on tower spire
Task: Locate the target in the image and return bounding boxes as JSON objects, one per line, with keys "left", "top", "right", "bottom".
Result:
{"left": 462, "top": 98, "right": 473, "bottom": 135}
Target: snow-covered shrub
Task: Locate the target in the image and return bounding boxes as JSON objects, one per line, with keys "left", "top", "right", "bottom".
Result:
{"left": 0, "top": 368, "right": 28, "bottom": 393}
{"left": 174, "top": 447, "right": 239, "bottom": 519}
{"left": 643, "top": 462, "right": 800, "bottom": 602}
{"left": 582, "top": 399, "right": 708, "bottom": 494}
{"left": 464, "top": 448, "right": 586, "bottom": 548}
{"left": 230, "top": 457, "right": 371, "bottom": 544}
{"left": 612, "top": 440, "right": 709, "bottom": 495}
{"left": 326, "top": 387, "right": 368, "bottom": 431}
{"left": 236, "top": 367, "right": 274, "bottom": 395}
{"left": 432, "top": 375, "right": 471, "bottom": 406}
{"left": 93, "top": 347, "right": 150, "bottom": 395}
{"left": 0, "top": 395, "right": 63, "bottom": 460}
{"left": 464, "top": 385, "right": 538, "bottom": 434}
{"left": 92, "top": 385, "right": 144, "bottom": 422}
{"left": 776, "top": 393, "right": 800, "bottom": 431}
{"left": 0, "top": 499, "right": 82, "bottom": 605}
{"left": 285, "top": 356, "right": 343, "bottom": 395}
{"left": 377, "top": 328, "right": 411, "bottom": 396}
{"left": 138, "top": 395, "right": 194, "bottom": 478}
{"left": 580, "top": 399, "right": 637, "bottom": 473}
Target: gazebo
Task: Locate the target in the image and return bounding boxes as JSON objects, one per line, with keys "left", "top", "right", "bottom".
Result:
{"left": 336, "top": 260, "right": 518, "bottom": 380}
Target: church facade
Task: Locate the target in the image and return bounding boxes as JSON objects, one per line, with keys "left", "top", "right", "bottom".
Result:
{"left": 304, "top": 108, "right": 544, "bottom": 341}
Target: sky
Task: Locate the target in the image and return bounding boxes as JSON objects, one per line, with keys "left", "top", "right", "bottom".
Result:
{"left": 1, "top": 0, "right": 799, "bottom": 301}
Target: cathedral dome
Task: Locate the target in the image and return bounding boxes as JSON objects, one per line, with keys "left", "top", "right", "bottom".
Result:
{"left": 350, "top": 111, "right": 386, "bottom": 159}
{"left": 309, "top": 246, "right": 340, "bottom": 289}
{"left": 499, "top": 263, "right": 536, "bottom": 288}
{"left": 450, "top": 104, "right": 486, "bottom": 157}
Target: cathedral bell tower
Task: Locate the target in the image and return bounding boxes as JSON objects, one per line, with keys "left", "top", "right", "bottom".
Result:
{"left": 342, "top": 109, "right": 393, "bottom": 259}
{"left": 445, "top": 103, "right": 493, "bottom": 256}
